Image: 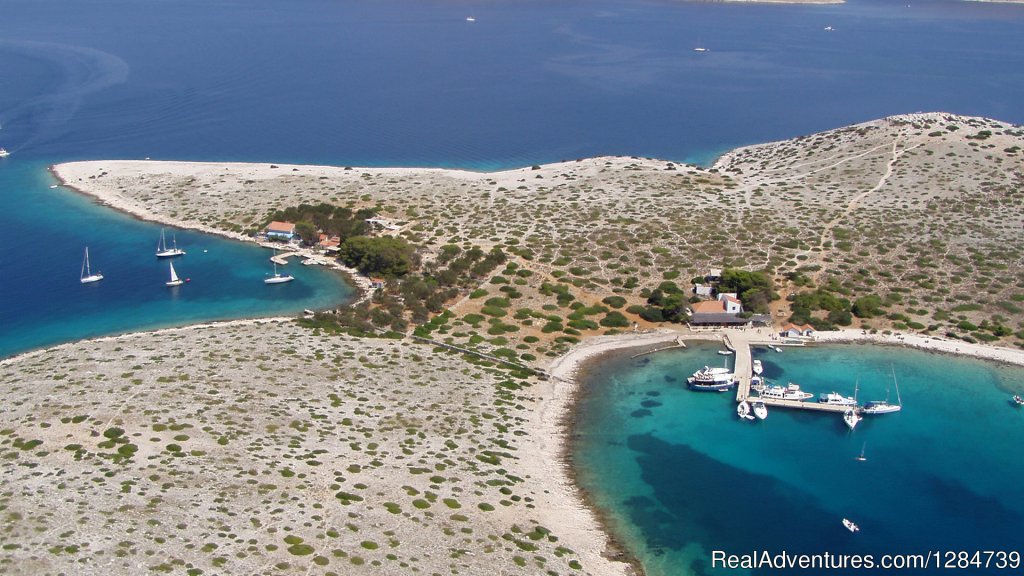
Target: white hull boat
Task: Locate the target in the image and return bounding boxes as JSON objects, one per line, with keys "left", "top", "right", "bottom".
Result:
{"left": 156, "top": 228, "right": 186, "bottom": 258}
{"left": 843, "top": 408, "right": 861, "bottom": 430}
{"left": 752, "top": 400, "right": 768, "bottom": 420}
{"left": 80, "top": 246, "right": 103, "bottom": 284}
{"left": 843, "top": 518, "right": 859, "bottom": 533}
{"left": 166, "top": 261, "right": 184, "bottom": 287}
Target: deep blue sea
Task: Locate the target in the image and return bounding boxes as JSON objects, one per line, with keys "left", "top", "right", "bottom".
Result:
{"left": 575, "top": 342, "right": 1024, "bottom": 575}
{"left": 3, "top": 2, "right": 1024, "bottom": 571}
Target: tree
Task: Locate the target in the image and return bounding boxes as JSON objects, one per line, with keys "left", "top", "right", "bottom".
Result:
{"left": 338, "top": 236, "right": 416, "bottom": 277}
{"left": 294, "top": 221, "right": 318, "bottom": 246}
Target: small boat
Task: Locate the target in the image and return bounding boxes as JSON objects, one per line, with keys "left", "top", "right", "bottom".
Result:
{"left": 854, "top": 441, "right": 867, "bottom": 462}
{"left": 863, "top": 366, "right": 903, "bottom": 414}
{"left": 687, "top": 366, "right": 736, "bottom": 392}
{"left": 824, "top": 25, "right": 835, "bottom": 32}
{"left": 0, "top": 147, "right": 9, "bottom": 158}
{"left": 737, "top": 400, "right": 754, "bottom": 420}
{"left": 49, "top": 184, "right": 58, "bottom": 189}
{"left": 773, "top": 346, "right": 783, "bottom": 353}
{"left": 752, "top": 400, "right": 768, "bottom": 420}
{"left": 166, "top": 261, "right": 184, "bottom": 287}
{"left": 264, "top": 260, "right": 294, "bottom": 284}
{"left": 1012, "top": 395, "right": 1023, "bottom": 406}
{"left": 717, "top": 349, "right": 733, "bottom": 355}
{"left": 466, "top": 16, "right": 475, "bottom": 22}
{"left": 843, "top": 408, "right": 861, "bottom": 430}
{"left": 759, "top": 383, "right": 813, "bottom": 401}
{"left": 842, "top": 518, "right": 860, "bottom": 533}
{"left": 80, "top": 247, "right": 104, "bottom": 284}
{"left": 693, "top": 47, "right": 709, "bottom": 53}
{"left": 819, "top": 391, "right": 857, "bottom": 406}
{"left": 752, "top": 359, "right": 763, "bottom": 375}
{"left": 156, "top": 228, "right": 186, "bottom": 258}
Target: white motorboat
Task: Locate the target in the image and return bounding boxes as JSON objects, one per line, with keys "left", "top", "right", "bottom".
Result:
{"left": 752, "top": 400, "right": 768, "bottom": 420}
{"left": 687, "top": 366, "right": 736, "bottom": 392}
{"left": 693, "top": 47, "right": 709, "bottom": 52}
{"left": 717, "top": 349, "right": 733, "bottom": 355}
{"left": 80, "top": 246, "right": 104, "bottom": 284}
{"left": 752, "top": 359, "right": 763, "bottom": 375}
{"left": 842, "top": 518, "right": 859, "bottom": 533}
{"left": 0, "top": 147, "right": 9, "bottom": 158}
{"left": 843, "top": 408, "right": 861, "bottom": 430}
{"left": 466, "top": 16, "right": 475, "bottom": 22}
{"left": 156, "top": 228, "right": 186, "bottom": 258}
{"left": 824, "top": 25, "right": 835, "bottom": 32}
{"left": 1013, "top": 395, "right": 1024, "bottom": 406}
{"left": 759, "top": 383, "right": 813, "bottom": 401}
{"left": 737, "top": 400, "right": 754, "bottom": 420}
{"left": 819, "top": 391, "right": 857, "bottom": 406}
{"left": 166, "top": 261, "right": 184, "bottom": 287}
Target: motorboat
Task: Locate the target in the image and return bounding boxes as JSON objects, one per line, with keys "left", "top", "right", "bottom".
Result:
{"left": 842, "top": 518, "right": 859, "bottom": 533}
{"left": 0, "top": 147, "right": 9, "bottom": 158}
{"left": 752, "top": 400, "right": 768, "bottom": 420}
{"left": 687, "top": 366, "right": 736, "bottom": 392}
{"left": 1013, "top": 394, "right": 1024, "bottom": 406}
{"left": 752, "top": 359, "right": 763, "bottom": 375}
{"left": 737, "top": 400, "right": 754, "bottom": 420}
{"left": 717, "top": 349, "right": 733, "bottom": 355}
{"left": 759, "top": 383, "right": 813, "bottom": 401}
{"left": 819, "top": 391, "right": 857, "bottom": 406}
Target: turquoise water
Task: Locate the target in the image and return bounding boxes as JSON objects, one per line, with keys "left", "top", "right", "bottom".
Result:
{"left": 0, "top": 159, "right": 354, "bottom": 359}
{"left": 574, "top": 342, "right": 1024, "bottom": 575}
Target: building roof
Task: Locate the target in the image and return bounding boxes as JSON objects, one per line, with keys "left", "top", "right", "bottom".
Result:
{"left": 721, "top": 295, "right": 742, "bottom": 304}
{"left": 690, "top": 300, "right": 725, "bottom": 314}
{"left": 267, "top": 221, "right": 296, "bottom": 233}
{"left": 781, "top": 322, "right": 814, "bottom": 333}
{"left": 690, "top": 313, "right": 750, "bottom": 326}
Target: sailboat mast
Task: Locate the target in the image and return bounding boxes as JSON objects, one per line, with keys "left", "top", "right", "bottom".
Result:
{"left": 891, "top": 365, "right": 902, "bottom": 406}
{"left": 82, "top": 247, "right": 88, "bottom": 278}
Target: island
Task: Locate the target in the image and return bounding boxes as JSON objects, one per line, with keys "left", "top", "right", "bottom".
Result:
{"left": 2, "top": 112, "right": 1022, "bottom": 575}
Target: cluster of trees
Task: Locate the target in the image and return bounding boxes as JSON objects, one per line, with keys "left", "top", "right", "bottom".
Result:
{"left": 265, "top": 203, "right": 376, "bottom": 245}
{"left": 717, "top": 269, "right": 775, "bottom": 314}
{"left": 339, "top": 236, "right": 417, "bottom": 277}
{"left": 637, "top": 281, "right": 691, "bottom": 323}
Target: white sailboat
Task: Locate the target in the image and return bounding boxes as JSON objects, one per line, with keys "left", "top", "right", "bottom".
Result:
{"left": 854, "top": 441, "right": 867, "bottom": 462}
{"left": 863, "top": 366, "right": 903, "bottom": 414}
{"left": 166, "top": 261, "right": 184, "bottom": 287}
{"left": 156, "top": 228, "right": 186, "bottom": 258}
{"left": 843, "top": 408, "right": 861, "bottom": 430}
{"left": 80, "top": 247, "right": 104, "bottom": 284}
{"left": 264, "top": 251, "right": 296, "bottom": 284}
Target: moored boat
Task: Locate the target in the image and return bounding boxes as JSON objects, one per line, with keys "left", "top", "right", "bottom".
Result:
{"left": 687, "top": 366, "right": 736, "bottom": 392}
{"left": 819, "top": 391, "right": 857, "bottom": 406}
{"left": 752, "top": 359, "right": 763, "bottom": 375}
{"left": 737, "top": 400, "right": 754, "bottom": 420}
{"left": 843, "top": 408, "right": 861, "bottom": 430}
{"left": 80, "top": 246, "right": 104, "bottom": 284}
{"left": 156, "top": 228, "right": 186, "bottom": 258}
{"left": 759, "top": 383, "right": 813, "bottom": 401}
{"left": 752, "top": 400, "right": 768, "bottom": 420}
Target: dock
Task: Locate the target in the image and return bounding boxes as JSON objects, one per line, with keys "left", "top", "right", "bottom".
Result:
{"left": 630, "top": 337, "right": 686, "bottom": 359}
{"left": 753, "top": 397, "right": 856, "bottom": 414}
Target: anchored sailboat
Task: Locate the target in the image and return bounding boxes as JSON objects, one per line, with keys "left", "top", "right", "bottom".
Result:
{"left": 156, "top": 228, "right": 186, "bottom": 258}
{"left": 80, "top": 247, "right": 104, "bottom": 284}
{"left": 264, "top": 249, "right": 294, "bottom": 284}
{"left": 863, "top": 365, "right": 903, "bottom": 414}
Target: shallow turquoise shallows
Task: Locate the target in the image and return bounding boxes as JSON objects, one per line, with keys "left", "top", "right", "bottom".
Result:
{"left": 574, "top": 342, "right": 1024, "bottom": 575}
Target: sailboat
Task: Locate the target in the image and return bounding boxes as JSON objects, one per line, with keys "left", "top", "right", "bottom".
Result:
{"left": 156, "top": 228, "right": 186, "bottom": 258}
{"left": 863, "top": 365, "right": 903, "bottom": 414}
{"left": 264, "top": 250, "right": 294, "bottom": 284}
{"left": 843, "top": 380, "right": 862, "bottom": 430}
{"left": 166, "top": 261, "right": 184, "bottom": 287}
{"left": 80, "top": 247, "right": 104, "bottom": 284}
{"left": 854, "top": 441, "right": 867, "bottom": 462}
